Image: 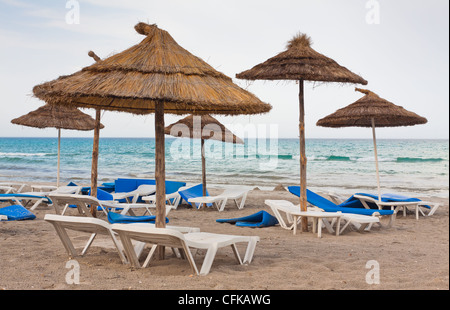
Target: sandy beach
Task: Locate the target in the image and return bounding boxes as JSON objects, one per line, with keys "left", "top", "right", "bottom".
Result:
{"left": 0, "top": 182, "right": 448, "bottom": 292}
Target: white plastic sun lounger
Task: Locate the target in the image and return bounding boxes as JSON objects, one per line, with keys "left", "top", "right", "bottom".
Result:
{"left": 141, "top": 191, "right": 183, "bottom": 210}
{"left": 0, "top": 193, "right": 53, "bottom": 210}
{"left": 48, "top": 194, "right": 108, "bottom": 216}
{"left": 264, "top": 199, "right": 303, "bottom": 230}
{"left": 0, "top": 186, "right": 16, "bottom": 194}
{"left": 20, "top": 186, "right": 83, "bottom": 210}
{"left": 44, "top": 214, "right": 199, "bottom": 265}
{"left": 265, "top": 200, "right": 380, "bottom": 235}
{"left": 111, "top": 184, "right": 157, "bottom": 203}
{"left": 0, "top": 182, "right": 26, "bottom": 193}
{"left": 48, "top": 193, "right": 172, "bottom": 217}
{"left": 187, "top": 186, "right": 254, "bottom": 211}
{"left": 353, "top": 194, "right": 441, "bottom": 220}
{"left": 44, "top": 214, "right": 129, "bottom": 264}
{"left": 111, "top": 224, "right": 260, "bottom": 275}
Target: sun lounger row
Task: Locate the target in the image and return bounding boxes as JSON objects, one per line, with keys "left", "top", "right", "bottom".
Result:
{"left": 44, "top": 209, "right": 259, "bottom": 275}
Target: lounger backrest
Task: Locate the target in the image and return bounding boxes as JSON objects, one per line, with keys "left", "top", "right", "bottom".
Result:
{"left": 112, "top": 224, "right": 186, "bottom": 248}
{"left": 287, "top": 186, "right": 337, "bottom": 210}
{"left": 48, "top": 194, "right": 105, "bottom": 216}
{"left": 115, "top": 178, "right": 186, "bottom": 195}
{"left": 179, "top": 184, "right": 210, "bottom": 207}
{"left": 54, "top": 186, "right": 82, "bottom": 194}
{"left": 45, "top": 214, "right": 111, "bottom": 234}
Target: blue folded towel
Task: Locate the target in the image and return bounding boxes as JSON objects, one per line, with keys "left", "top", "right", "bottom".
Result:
{"left": 216, "top": 210, "right": 278, "bottom": 228}
{"left": 0, "top": 205, "right": 36, "bottom": 221}
{"left": 107, "top": 212, "right": 169, "bottom": 224}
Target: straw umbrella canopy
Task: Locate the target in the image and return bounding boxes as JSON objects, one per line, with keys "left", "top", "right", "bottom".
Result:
{"left": 32, "top": 22, "right": 271, "bottom": 227}
{"left": 11, "top": 103, "right": 104, "bottom": 187}
{"left": 236, "top": 33, "right": 367, "bottom": 231}
{"left": 317, "top": 88, "right": 427, "bottom": 201}
{"left": 165, "top": 114, "right": 244, "bottom": 195}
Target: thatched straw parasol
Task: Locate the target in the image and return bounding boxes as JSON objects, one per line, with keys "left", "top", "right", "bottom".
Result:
{"left": 317, "top": 88, "right": 427, "bottom": 201}
{"left": 11, "top": 103, "right": 104, "bottom": 187}
{"left": 32, "top": 22, "right": 271, "bottom": 229}
{"left": 236, "top": 33, "right": 367, "bottom": 231}
{"left": 165, "top": 114, "right": 244, "bottom": 195}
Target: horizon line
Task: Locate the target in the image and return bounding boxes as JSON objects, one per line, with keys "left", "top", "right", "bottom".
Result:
{"left": 0, "top": 136, "right": 448, "bottom": 140}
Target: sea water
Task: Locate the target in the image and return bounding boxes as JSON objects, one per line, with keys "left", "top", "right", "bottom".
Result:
{"left": 0, "top": 137, "right": 448, "bottom": 198}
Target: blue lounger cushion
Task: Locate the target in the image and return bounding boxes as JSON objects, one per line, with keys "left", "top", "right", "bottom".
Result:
{"left": 216, "top": 210, "right": 279, "bottom": 228}
{"left": 114, "top": 178, "right": 186, "bottom": 195}
{"left": 107, "top": 212, "right": 169, "bottom": 224}
{"left": 0, "top": 193, "right": 52, "bottom": 204}
{"left": 113, "top": 178, "right": 186, "bottom": 203}
{"left": 179, "top": 184, "right": 212, "bottom": 208}
{"left": 288, "top": 186, "right": 394, "bottom": 216}
{"left": 0, "top": 204, "right": 36, "bottom": 221}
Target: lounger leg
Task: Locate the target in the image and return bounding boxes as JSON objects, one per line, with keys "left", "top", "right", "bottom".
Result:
{"left": 293, "top": 215, "right": 299, "bottom": 235}
{"left": 219, "top": 199, "right": 228, "bottom": 212}
{"left": 335, "top": 218, "right": 340, "bottom": 236}
{"left": 109, "top": 234, "right": 128, "bottom": 264}
{"left": 339, "top": 220, "right": 352, "bottom": 235}
{"left": 322, "top": 219, "right": 334, "bottom": 234}
{"left": 242, "top": 238, "right": 258, "bottom": 264}
{"left": 134, "top": 241, "right": 146, "bottom": 259}
{"left": 312, "top": 218, "right": 317, "bottom": 234}
{"left": 143, "top": 245, "right": 158, "bottom": 268}
{"left": 387, "top": 214, "right": 395, "bottom": 228}
{"left": 61, "top": 204, "right": 69, "bottom": 215}
{"left": 116, "top": 232, "right": 141, "bottom": 268}
{"left": 238, "top": 193, "right": 248, "bottom": 210}
{"left": 317, "top": 219, "right": 322, "bottom": 238}
{"left": 182, "top": 245, "right": 200, "bottom": 275}
{"left": 30, "top": 198, "right": 45, "bottom": 210}
{"left": 230, "top": 244, "right": 243, "bottom": 265}
{"left": 427, "top": 204, "right": 439, "bottom": 216}
{"left": 52, "top": 224, "right": 78, "bottom": 258}
{"left": 199, "top": 244, "right": 218, "bottom": 276}
{"left": 81, "top": 233, "right": 97, "bottom": 256}
{"left": 359, "top": 223, "right": 370, "bottom": 232}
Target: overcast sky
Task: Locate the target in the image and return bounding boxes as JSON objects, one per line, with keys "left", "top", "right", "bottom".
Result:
{"left": 0, "top": 0, "right": 448, "bottom": 139}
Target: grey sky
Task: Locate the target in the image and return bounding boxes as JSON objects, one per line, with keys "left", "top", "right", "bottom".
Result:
{"left": 0, "top": 0, "right": 448, "bottom": 139}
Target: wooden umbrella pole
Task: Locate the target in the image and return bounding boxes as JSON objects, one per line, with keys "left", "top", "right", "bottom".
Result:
{"left": 371, "top": 118, "right": 381, "bottom": 202}
{"left": 154, "top": 103, "right": 166, "bottom": 260}
{"left": 201, "top": 138, "right": 206, "bottom": 196}
{"left": 57, "top": 128, "right": 61, "bottom": 187}
{"left": 299, "top": 80, "right": 308, "bottom": 232}
{"left": 90, "top": 109, "right": 101, "bottom": 217}
{"left": 155, "top": 103, "right": 166, "bottom": 228}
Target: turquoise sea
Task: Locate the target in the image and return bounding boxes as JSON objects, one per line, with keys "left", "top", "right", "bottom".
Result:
{"left": 0, "top": 137, "right": 448, "bottom": 198}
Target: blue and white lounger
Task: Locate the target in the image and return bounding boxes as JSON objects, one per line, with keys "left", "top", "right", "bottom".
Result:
{"left": 287, "top": 186, "right": 395, "bottom": 226}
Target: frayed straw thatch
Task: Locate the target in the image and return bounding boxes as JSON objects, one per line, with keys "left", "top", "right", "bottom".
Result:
{"left": 32, "top": 23, "right": 272, "bottom": 116}
{"left": 165, "top": 114, "right": 244, "bottom": 144}
{"left": 236, "top": 33, "right": 367, "bottom": 84}
{"left": 316, "top": 88, "right": 428, "bottom": 128}
{"left": 11, "top": 103, "right": 104, "bottom": 130}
